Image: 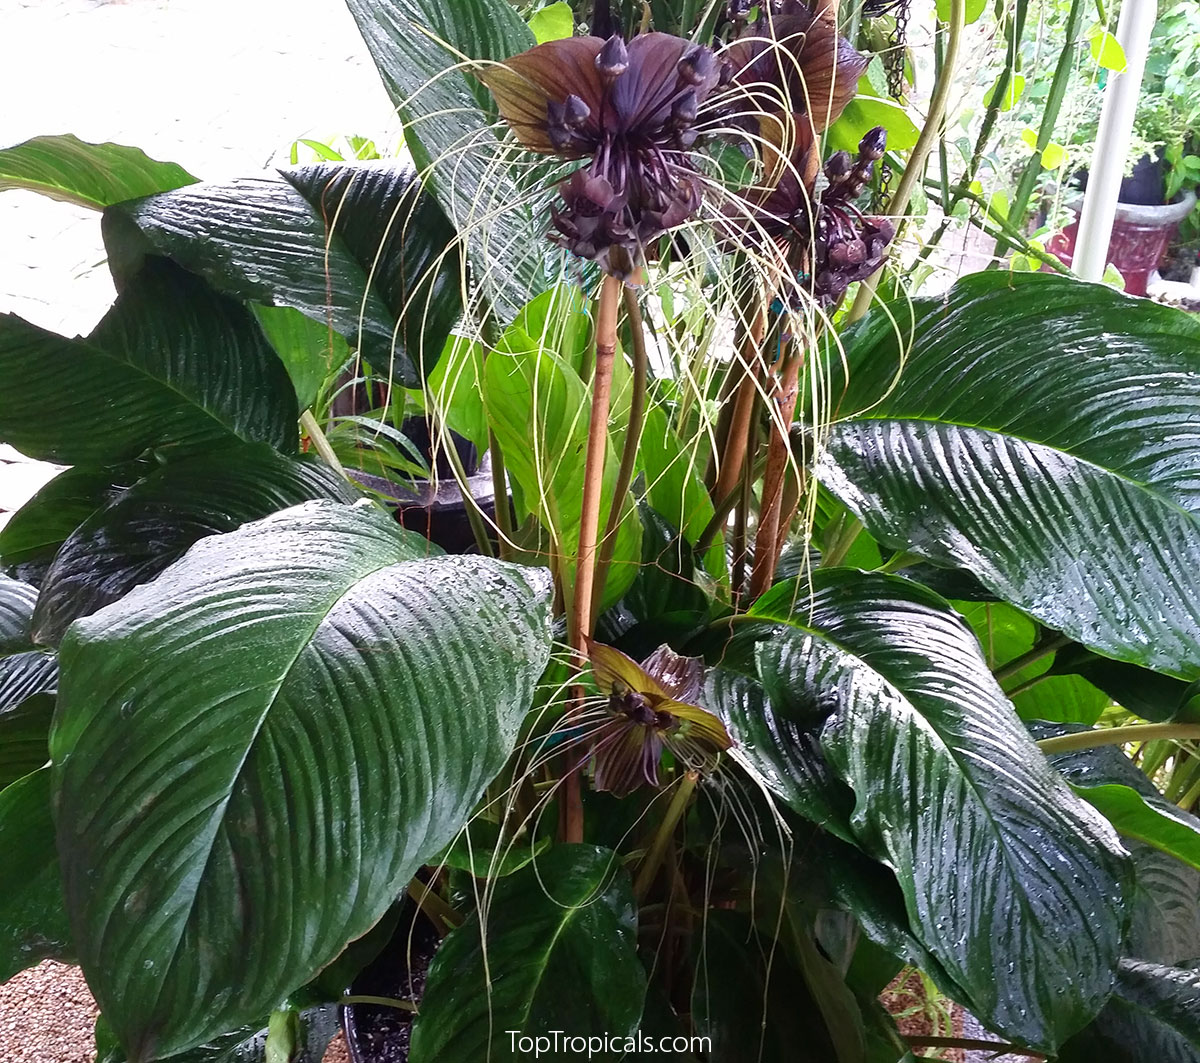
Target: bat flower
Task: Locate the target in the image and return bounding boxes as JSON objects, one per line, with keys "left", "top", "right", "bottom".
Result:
{"left": 584, "top": 639, "right": 732, "bottom": 798}
{"left": 479, "top": 32, "right": 727, "bottom": 278}
{"left": 723, "top": 0, "right": 868, "bottom": 156}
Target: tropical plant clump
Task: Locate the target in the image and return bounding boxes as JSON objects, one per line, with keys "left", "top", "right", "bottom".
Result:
{"left": 1, "top": 2, "right": 1200, "bottom": 1062}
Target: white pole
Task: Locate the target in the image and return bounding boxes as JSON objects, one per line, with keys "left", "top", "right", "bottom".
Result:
{"left": 1073, "top": 0, "right": 1157, "bottom": 281}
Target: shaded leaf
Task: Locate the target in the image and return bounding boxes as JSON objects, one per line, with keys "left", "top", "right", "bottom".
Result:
{"left": 52, "top": 501, "right": 553, "bottom": 1059}
{"left": 251, "top": 305, "right": 350, "bottom": 412}
{"left": 0, "top": 768, "right": 72, "bottom": 982}
{"left": 751, "top": 569, "right": 1129, "bottom": 1050}
{"left": 0, "top": 652, "right": 56, "bottom": 789}
{"left": 410, "top": 844, "right": 645, "bottom": 1062}
{"left": 0, "top": 575, "right": 37, "bottom": 654}
{"left": 0, "top": 134, "right": 196, "bottom": 209}
{"left": 32, "top": 444, "right": 358, "bottom": 645}
{"left": 104, "top": 163, "right": 461, "bottom": 386}
{"left": 1126, "top": 841, "right": 1200, "bottom": 966}
{"left": 0, "top": 258, "right": 297, "bottom": 466}
{"left": 819, "top": 272, "right": 1200, "bottom": 680}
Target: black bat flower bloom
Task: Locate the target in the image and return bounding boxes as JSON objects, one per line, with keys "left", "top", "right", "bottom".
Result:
{"left": 480, "top": 32, "right": 727, "bottom": 278}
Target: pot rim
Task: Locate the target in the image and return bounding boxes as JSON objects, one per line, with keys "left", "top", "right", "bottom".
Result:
{"left": 1066, "top": 189, "right": 1197, "bottom": 226}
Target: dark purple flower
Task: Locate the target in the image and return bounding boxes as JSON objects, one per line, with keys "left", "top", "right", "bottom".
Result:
{"left": 480, "top": 33, "right": 727, "bottom": 278}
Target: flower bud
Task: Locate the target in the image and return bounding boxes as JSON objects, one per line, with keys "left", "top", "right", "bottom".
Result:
{"left": 563, "top": 93, "right": 591, "bottom": 127}
{"left": 596, "top": 34, "right": 629, "bottom": 77}
{"left": 859, "top": 126, "right": 887, "bottom": 161}
{"left": 672, "top": 90, "right": 698, "bottom": 126}
{"left": 677, "top": 44, "right": 715, "bottom": 86}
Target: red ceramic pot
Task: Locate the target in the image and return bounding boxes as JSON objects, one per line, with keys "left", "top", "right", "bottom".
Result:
{"left": 1046, "top": 191, "right": 1197, "bottom": 295}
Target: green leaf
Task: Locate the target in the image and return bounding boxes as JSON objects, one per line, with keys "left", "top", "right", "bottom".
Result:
{"left": 0, "top": 768, "right": 73, "bottom": 982}
{"left": 819, "top": 272, "right": 1200, "bottom": 680}
{"left": 104, "top": 163, "right": 462, "bottom": 387}
{"left": 0, "top": 258, "right": 297, "bottom": 466}
{"left": 1126, "top": 842, "right": 1200, "bottom": 966}
{"left": 0, "top": 467, "right": 127, "bottom": 574}
{"left": 827, "top": 97, "right": 921, "bottom": 155}
{"left": 484, "top": 331, "right": 641, "bottom": 611}
{"left": 0, "top": 575, "right": 38, "bottom": 654}
{"left": 1090, "top": 27, "right": 1128, "bottom": 71}
{"left": 31, "top": 445, "right": 358, "bottom": 645}
{"left": 0, "top": 653, "right": 56, "bottom": 790}
{"left": 750, "top": 569, "right": 1129, "bottom": 1051}
{"left": 528, "top": 1, "right": 573, "bottom": 42}
{"left": 936, "top": 0, "right": 986, "bottom": 23}
{"left": 0, "top": 135, "right": 196, "bottom": 209}
{"left": 51, "top": 501, "right": 553, "bottom": 1059}
{"left": 251, "top": 305, "right": 350, "bottom": 412}
{"left": 344, "top": 0, "right": 543, "bottom": 319}
{"left": 1043, "top": 735, "right": 1200, "bottom": 872}
{"left": 705, "top": 666, "right": 856, "bottom": 843}
{"left": 428, "top": 333, "right": 489, "bottom": 452}
{"left": 410, "top": 844, "right": 646, "bottom": 1062}
{"left": 1048, "top": 648, "right": 1200, "bottom": 722}
{"left": 437, "top": 817, "right": 550, "bottom": 877}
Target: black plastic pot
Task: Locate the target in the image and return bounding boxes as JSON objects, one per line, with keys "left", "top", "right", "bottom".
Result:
{"left": 341, "top": 903, "right": 442, "bottom": 1063}
{"left": 1076, "top": 151, "right": 1166, "bottom": 206}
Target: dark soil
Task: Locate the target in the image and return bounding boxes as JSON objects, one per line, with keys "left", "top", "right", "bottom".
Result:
{"left": 342, "top": 907, "right": 442, "bottom": 1063}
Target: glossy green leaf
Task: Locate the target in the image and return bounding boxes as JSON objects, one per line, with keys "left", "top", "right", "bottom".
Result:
{"left": 0, "top": 768, "right": 72, "bottom": 982}
{"left": 1126, "top": 842, "right": 1200, "bottom": 967}
{"left": 0, "top": 653, "right": 56, "bottom": 789}
{"left": 0, "top": 258, "right": 297, "bottom": 466}
{"left": 51, "top": 501, "right": 553, "bottom": 1059}
{"left": 528, "top": 1, "right": 573, "bottom": 42}
{"left": 0, "top": 134, "right": 196, "bottom": 209}
{"left": 0, "top": 467, "right": 128, "bottom": 574}
{"left": 437, "top": 817, "right": 550, "bottom": 877}
{"left": 1044, "top": 735, "right": 1200, "bottom": 872}
{"left": 484, "top": 334, "right": 641, "bottom": 611}
{"left": 428, "top": 333, "right": 489, "bottom": 452}
{"left": 827, "top": 97, "right": 920, "bottom": 155}
{"left": 705, "top": 666, "right": 855, "bottom": 843}
{"left": 344, "top": 0, "right": 543, "bottom": 319}
{"left": 936, "top": 0, "right": 987, "bottom": 22}
{"left": 819, "top": 272, "right": 1200, "bottom": 680}
{"left": 104, "top": 163, "right": 461, "bottom": 386}
{"left": 0, "top": 576, "right": 37, "bottom": 654}
{"left": 251, "top": 305, "right": 350, "bottom": 412}
{"left": 32, "top": 445, "right": 358, "bottom": 645}
{"left": 750, "top": 569, "right": 1128, "bottom": 1051}
{"left": 1047, "top": 647, "right": 1200, "bottom": 723}
{"left": 410, "top": 844, "right": 645, "bottom": 1062}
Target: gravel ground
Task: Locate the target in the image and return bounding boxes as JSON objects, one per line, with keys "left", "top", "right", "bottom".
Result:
{"left": 0, "top": 962, "right": 351, "bottom": 1062}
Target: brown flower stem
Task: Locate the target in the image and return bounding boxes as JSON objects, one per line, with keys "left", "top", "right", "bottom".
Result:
{"left": 634, "top": 770, "right": 699, "bottom": 901}
{"left": 591, "top": 285, "right": 649, "bottom": 619}
{"left": 730, "top": 413, "right": 758, "bottom": 601}
{"left": 747, "top": 342, "right": 804, "bottom": 600}
{"left": 569, "top": 272, "right": 622, "bottom": 654}
{"left": 561, "top": 272, "right": 622, "bottom": 845}
{"left": 710, "top": 299, "right": 769, "bottom": 508}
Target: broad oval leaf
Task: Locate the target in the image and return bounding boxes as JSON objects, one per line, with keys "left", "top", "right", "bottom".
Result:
{"left": 104, "top": 163, "right": 461, "bottom": 386}
{"left": 750, "top": 569, "right": 1129, "bottom": 1051}
{"left": 0, "top": 134, "right": 196, "bottom": 209}
{"left": 0, "top": 767, "right": 72, "bottom": 982}
{"left": 818, "top": 272, "right": 1200, "bottom": 679}
{"left": 410, "top": 844, "right": 646, "bottom": 1062}
{"left": 0, "top": 575, "right": 38, "bottom": 654}
{"left": 32, "top": 444, "right": 358, "bottom": 644}
{"left": 0, "top": 258, "right": 297, "bottom": 465}
{"left": 51, "top": 501, "right": 553, "bottom": 1060}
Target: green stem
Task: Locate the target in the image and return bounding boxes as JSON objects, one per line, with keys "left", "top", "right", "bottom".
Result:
{"left": 592, "top": 286, "right": 649, "bottom": 617}
{"left": 634, "top": 770, "right": 698, "bottom": 901}
{"left": 847, "top": 0, "right": 967, "bottom": 323}
{"left": 995, "top": 0, "right": 1088, "bottom": 261}
{"left": 405, "top": 878, "right": 462, "bottom": 933}
{"left": 341, "top": 995, "right": 418, "bottom": 1012}
{"left": 993, "top": 633, "right": 1071, "bottom": 682}
{"left": 875, "top": 550, "right": 922, "bottom": 574}
{"left": 299, "top": 409, "right": 350, "bottom": 482}
{"left": 443, "top": 437, "right": 494, "bottom": 558}
{"left": 820, "top": 515, "right": 863, "bottom": 568}
{"left": 1037, "top": 724, "right": 1200, "bottom": 755}
{"left": 1179, "top": 773, "right": 1200, "bottom": 812}
{"left": 488, "top": 429, "right": 514, "bottom": 561}
{"left": 904, "top": 1035, "right": 1044, "bottom": 1059}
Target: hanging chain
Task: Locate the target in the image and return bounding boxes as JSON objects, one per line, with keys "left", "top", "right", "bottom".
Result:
{"left": 862, "top": 0, "right": 910, "bottom": 210}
